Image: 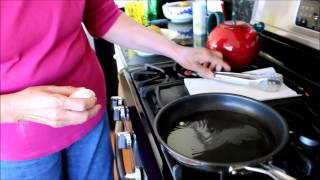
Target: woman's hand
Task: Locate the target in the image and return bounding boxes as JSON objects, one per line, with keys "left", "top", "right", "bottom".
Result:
{"left": 173, "top": 46, "right": 231, "bottom": 79}
{"left": 1, "top": 86, "right": 101, "bottom": 128}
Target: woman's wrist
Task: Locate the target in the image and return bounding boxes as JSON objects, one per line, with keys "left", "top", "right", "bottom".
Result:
{"left": 164, "top": 42, "right": 184, "bottom": 63}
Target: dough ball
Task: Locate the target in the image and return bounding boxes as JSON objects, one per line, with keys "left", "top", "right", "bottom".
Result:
{"left": 69, "top": 88, "right": 96, "bottom": 98}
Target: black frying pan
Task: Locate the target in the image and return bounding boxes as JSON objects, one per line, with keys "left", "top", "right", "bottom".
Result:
{"left": 153, "top": 93, "right": 296, "bottom": 180}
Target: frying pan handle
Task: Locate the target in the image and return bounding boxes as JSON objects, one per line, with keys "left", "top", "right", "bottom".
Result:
{"left": 243, "top": 165, "right": 296, "bottom": 180}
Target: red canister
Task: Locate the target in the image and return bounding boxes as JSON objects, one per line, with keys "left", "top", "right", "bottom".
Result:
{"left": 207, "top": 20, "right": 260, "bottom": 69}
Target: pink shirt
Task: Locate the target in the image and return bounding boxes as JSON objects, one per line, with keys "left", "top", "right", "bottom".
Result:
{"left": 0, "top": 0, "right": 121, "bottom": 160}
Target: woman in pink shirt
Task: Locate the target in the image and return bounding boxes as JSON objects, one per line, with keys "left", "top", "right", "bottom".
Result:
{"left": 0, "top": 0, "right": 229, "bottom": 179}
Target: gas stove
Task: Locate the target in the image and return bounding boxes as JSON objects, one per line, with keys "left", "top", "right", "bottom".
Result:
{"left": 126, "top": 53, "right": 320, "bottom": 179}
{"left": 115, "top": 1, "right": 320, "bottom": 179}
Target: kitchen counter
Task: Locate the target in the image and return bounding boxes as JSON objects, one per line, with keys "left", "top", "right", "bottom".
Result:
{"left": 114, "top": 45, "right": 173, "bottom": 70}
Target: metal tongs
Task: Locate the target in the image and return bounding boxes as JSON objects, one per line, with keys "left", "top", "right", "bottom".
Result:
{"left": 213, "top": 72, "right": 283, "bottom": 92}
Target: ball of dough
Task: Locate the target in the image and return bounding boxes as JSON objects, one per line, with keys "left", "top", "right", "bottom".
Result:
{"left": 69, "top": 88, "right": 96, "bottom": 98}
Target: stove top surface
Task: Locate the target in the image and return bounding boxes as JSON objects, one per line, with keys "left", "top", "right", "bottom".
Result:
{"left": 127, "top": 53, "right": 320, "bottom": 179}
{"left": 119, "top": 19, "right": 320, "bottom": 178}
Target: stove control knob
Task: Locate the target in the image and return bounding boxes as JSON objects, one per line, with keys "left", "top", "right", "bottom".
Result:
{"left": 113, "top": 106, "right": 127, "bottom": 121}
{"left": 111, "top": 96, "right": 125, "bottom": 108}
{"left": 313, "top": 12, "right": 319, "bottom": 21}
{"left": 117, "top": 132, "right": 132, "bottom": 149}
{"left": 299, "top": 18, "right": 308, "bottom": 27}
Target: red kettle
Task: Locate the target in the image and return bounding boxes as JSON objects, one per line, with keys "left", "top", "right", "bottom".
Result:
{"left": 207, "top": 12, "right": 264, "bottom": 69}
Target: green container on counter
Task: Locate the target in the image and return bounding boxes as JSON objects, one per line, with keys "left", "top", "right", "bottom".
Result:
{"left": 147, "top": 0, "right": 158, "bottom": 21}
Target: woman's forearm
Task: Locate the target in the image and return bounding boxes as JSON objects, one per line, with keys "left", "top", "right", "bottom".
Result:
{"left": 102, "top": 13, "right": 181, "bottom": 61}
{"left": 0, "top": 94, "right": 17, "bottom": 123}
{"left": 102, "top": 13, "right": 230, "bottom": 79}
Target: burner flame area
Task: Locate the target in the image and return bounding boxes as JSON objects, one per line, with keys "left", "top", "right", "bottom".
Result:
{"left": 173, "top": 63, "right": 197, "bottom": 78}
{"left": 130, "top": 63, "right": 198, "bottom": 88}
{"left": 131, "top": 64, "right": 170, "bottom": 87}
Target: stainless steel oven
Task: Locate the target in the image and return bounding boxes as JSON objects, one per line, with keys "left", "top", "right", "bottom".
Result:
{"left": 250, "top": 0, "right": 319, "bottom": 50}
